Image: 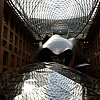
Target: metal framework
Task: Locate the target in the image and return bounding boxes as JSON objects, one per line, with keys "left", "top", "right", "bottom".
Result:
{"left": 0, "top": 63, "right": 100, "bottom": 99}
{"left": 6, "top": 0, "right": 100, "bottom": 39}
{"left": 1, "top": 1, "right": 100, "bottom": 99}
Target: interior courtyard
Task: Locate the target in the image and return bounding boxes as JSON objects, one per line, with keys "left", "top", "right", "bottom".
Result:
{"left": 0, "top": 0, "right": 100, "bottom": 99}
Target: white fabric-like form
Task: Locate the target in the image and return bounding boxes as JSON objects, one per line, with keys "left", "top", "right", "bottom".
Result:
{"left": 43, "top": 35, "right": 73, "bottom": 55}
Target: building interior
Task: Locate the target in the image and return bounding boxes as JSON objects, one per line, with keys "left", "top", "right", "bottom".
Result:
{"left": 0, "top": 0, "right": 100, "bottom": 100}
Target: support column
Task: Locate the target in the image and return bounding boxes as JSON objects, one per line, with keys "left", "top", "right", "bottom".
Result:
{"left": 0, "top": 0, "right": 4, "bottom": 72}
{"left": 0, "top": 0, "right": 4, "bottom": 41}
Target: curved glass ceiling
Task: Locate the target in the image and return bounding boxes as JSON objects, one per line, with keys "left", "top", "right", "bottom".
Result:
{"left": 8, "top": 0, "right": 99, "bottom": 39}
{"left": 0, "top": 63, "right": 100, "bottom": 99}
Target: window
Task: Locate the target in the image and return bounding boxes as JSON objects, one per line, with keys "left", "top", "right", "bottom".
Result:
{"left": 11, "top": 54, "right": 15, "bottom": 66}
{"left": 3, "top": 26, "right": 8, "bottom": 39}
{"left": 3, "top": 51, "right": 8, "bottom": 65}
{"left": 14, "top": 47, "right": 17, "bottom": 53}
{"left": 10, "top": 20, "right": 14, "bottom": 29}
{"left": 9, "top": 44, "right": 13, "bottom": 51}
{"left": 19, "top": 39, "right": 22, "bottom": 49}
{"left": 4, "top": 14, "right": 8, "bottom": 25}
{"left": 15, "top": 22, "right": 20, "bottom": 34}
{"left": 15, "top": 36, "right": 18, "bottom": 46}
{"left": 2, "top": 39, "right": 7, "bottom": 48}
{"left": 10, "top": 31, "right": 13, "bottom": 43}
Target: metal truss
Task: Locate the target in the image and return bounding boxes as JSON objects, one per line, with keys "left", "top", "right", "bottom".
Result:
{"left": 5, "top": 0, "right": 100, "bottom": 39}
{"left": 0, "top": 62, "right": 100, "bottom": 99}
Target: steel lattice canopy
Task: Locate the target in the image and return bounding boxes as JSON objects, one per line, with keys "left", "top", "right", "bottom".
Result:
{"left": 7, "top": 0, "right": 99, "bottom": 39}
{"left": 0, "top": 63, "right": 100, "bottom": 99}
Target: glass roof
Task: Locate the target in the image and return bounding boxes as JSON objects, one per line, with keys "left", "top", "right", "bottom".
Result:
{"left": 8, "top": 0, "right": 99, "bottom": 39}
{"left": 0, "top": 63, "right": 100, "bottom": 99}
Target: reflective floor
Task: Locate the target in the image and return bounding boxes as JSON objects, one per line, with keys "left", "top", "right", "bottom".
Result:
{"left": 0, "top": 62, "right": 100, "bottom": 100}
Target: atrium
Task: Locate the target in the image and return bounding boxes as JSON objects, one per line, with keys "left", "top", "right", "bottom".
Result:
{"left": 0, "top": 0, "right": 100, "bottom": 99}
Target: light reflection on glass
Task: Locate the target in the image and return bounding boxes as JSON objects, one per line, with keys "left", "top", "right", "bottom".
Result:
{"left": 14, "top": 68, "right": 82, "bottom": 100}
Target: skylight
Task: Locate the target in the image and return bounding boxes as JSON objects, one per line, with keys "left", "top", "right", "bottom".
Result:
{"left": 8, "top": 0, "right": 99, "bottom": 39}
